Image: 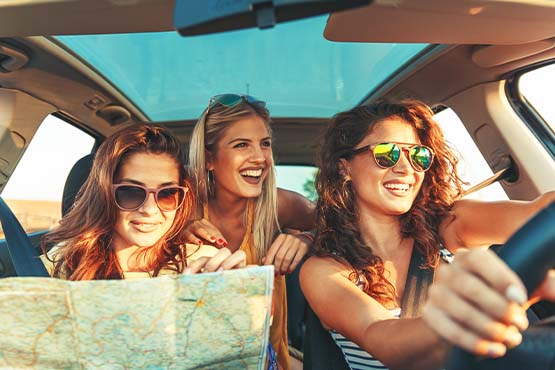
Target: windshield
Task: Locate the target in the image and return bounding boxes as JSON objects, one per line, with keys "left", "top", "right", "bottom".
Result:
{"left": 57, "top": 15, "right": 427, "bottom": 122}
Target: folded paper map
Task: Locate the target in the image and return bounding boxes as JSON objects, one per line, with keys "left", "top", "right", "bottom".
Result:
{"left": 0, "top": 266, "right": 274, "bottom": 369}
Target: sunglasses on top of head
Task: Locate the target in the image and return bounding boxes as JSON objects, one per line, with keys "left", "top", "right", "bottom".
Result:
{"left": 350, "top": 142, "right": 435, "bottom": 172}
{"left": 207, "top": 94, "right": 266, "bottom": 112}
{"left": 112, "top": 184, "right": 188, "bottom": 212}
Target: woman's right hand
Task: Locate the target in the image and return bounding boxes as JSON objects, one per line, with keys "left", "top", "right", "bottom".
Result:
{"left": 422, "top": 248, "right": 542, "bottom": 358}
{"left": 183, "top": 218, "right": 228, "bottom": 248}
{"left": 184, "top": 248, "right": 246, "bottom": 274}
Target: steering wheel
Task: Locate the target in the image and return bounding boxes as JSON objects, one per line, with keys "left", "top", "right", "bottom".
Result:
{"left": 0, "top": 196, "right": 49, "bottom": 277}
{"left": 446, "top": 202, "right": 555, "bottom": 370}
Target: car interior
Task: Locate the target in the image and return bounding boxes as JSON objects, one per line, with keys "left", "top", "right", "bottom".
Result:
{"left": 0, "top": 0, "right": 554, "bottom": 369}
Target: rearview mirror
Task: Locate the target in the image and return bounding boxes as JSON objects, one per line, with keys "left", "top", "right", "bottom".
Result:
{"left": 174, "top": 0, "right": 371, "bottom": 36}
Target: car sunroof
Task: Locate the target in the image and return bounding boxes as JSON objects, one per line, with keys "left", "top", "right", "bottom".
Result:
{"left": 57, "top": 16, "right": 427, "bottom": 122}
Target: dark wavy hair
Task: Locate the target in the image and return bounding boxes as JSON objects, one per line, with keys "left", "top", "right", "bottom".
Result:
{"left": 42, "top": 124, "right": 194, "bottom": 280}
{"left": 314, "top": 100, "right": 465, "bottom": 304}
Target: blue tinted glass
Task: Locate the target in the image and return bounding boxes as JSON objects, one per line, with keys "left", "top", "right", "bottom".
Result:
{"left": 58, "top": 16, "right": 427, "bottom": 121}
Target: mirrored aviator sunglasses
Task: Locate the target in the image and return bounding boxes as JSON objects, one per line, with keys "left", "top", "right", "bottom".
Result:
{"left": 352, "top": 142, "right": 434, "bottom": 172}
{"left": 207, "top": 93, "right": 266, "bottom": 111}
{"left": 112, "top": 184, "right": 188, "bottom": 212}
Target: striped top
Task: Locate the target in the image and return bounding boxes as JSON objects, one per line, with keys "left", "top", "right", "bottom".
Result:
{"left": 330, "top": 247, "right": 454, "bottom": 370}
{"left": 330, "top": 308, "right": 401, "bottom": 370}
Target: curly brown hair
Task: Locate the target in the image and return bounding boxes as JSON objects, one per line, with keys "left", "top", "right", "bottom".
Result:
{"left": 314, "top": 100, "right": 465, "bottom": 304}
{"left": 42, "top": 124, "right": 194, "bottom": 280}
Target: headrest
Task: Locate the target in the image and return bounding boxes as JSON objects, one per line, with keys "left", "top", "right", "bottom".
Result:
{"left": 61, "top": 154, "right": 94, "bottom": 217}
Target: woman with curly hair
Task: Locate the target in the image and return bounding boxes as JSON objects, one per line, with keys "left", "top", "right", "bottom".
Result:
{"left": 42, "top": 123, "right": 246, "bottom": 280}
{"left": 300, "top": 100, "right": 555, "bottom": 370}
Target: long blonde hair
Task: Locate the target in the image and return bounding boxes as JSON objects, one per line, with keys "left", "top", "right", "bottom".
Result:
{"left": 188, "top": 99, "right": 279, "bottom": 262}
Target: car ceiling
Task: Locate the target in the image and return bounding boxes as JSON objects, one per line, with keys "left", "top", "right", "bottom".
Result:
{"left": 2, "top": 0, "right": 555, "bottom": 166}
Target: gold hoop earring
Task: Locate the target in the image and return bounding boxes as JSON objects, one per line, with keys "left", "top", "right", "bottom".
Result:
{"left": 207, "top": 170, "right": 215, "bottom": 195}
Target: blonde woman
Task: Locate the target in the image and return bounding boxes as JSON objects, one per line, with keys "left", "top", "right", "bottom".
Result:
{"left": 187, "top": 94, "right": 315, "bottom": 370}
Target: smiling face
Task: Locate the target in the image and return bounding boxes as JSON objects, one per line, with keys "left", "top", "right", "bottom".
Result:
{"left": 207, "top": 114, "right": 273, "bottom": 200}
{"left": 112, "top": 152, "right": 180, "bottom": 253}
{"left": 342, "top": 117, "right": 426, "bottom": 217}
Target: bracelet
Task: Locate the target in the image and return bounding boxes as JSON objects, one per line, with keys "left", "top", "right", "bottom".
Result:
{"left": 297, "top": 231, "right": 315, "bottom": 243}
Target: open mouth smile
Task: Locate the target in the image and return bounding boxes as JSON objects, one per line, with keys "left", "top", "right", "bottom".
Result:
{"left": 383, "top": 183, "right": 411, "bottom": 192}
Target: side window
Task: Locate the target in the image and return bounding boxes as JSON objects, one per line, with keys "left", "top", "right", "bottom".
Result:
{"left": 275, "top": 165, "right": 317, "bottom": 201}
{"left": 276, "top": 108, "right": 510, "bottom": 202}
{"left": 434, "top": 108, "right": 508, "bottom": 201}
{"left": 519, "top": 64, "right": 555, "bottom": 134}
{"left": 0, "top": 115, "right": 95, "bottom": 236}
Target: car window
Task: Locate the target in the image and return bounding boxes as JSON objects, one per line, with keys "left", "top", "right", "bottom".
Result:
{"left": 434, "top": 108, "right": 508, "bottom": 201}
{"left": 0, "top": 115, "right": 95, "bottom": 237}
{"left": 518, "top": 64, "right": 555, "bottom": 134}
{"left": 275, "top": 106, "right": 513, "bottom": 203}
{"left": 275, "top": 165, "right": 317, "bottom": 201}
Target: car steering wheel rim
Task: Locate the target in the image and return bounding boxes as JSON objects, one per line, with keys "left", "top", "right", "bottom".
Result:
{"left": 446, "top": 202, "right": 555, "bottom": 370}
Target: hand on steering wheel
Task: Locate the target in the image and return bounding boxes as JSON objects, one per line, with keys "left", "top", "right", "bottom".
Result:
{"left": 443, "top": 202, "right": 555, "bottom": 370}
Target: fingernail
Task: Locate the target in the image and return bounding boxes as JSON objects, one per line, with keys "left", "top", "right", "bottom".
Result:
{"left": 217, "top": 238, "right": 224, "bottom": 244}
{"left": 197, "top": 240, "right": 203, "bottom": 245}
{"left": 505, "top": 284, "right": 527, "bottom": 305}
{"left": 511, "top": 312, "right": 529, "bottom": 331}
{"left": 223, "top": 242, "right": 228, "bottom": 247}
{"left": 505, "top": 327, "right": 523, "bottom": 348}
{"left": 217, "top": 267, "right": 224, "bottom": 272}
{"left": 487, "top": 343, "right": 506, "bottom": 358}
{"left": 210, "top": 236, "right": 216, "bottom": 241}
{"left": 183, "top": 268, "right": 192, "bottom": 275}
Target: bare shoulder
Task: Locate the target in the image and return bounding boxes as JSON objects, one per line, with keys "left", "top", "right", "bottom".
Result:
{"left": 300, "top": 255, "right": 355, "bottom": 308}
{"left": 277, "top": 187, "right": 314, "bottom": 206}
{"left": 277, "top": 187, "right": 315, "bottom": 229}
{"left": 302, "top": 255, "right": 347, "bottom": 273}
{"left": 300, "top": 255, "right": 393, "bottom": 335}
{"left": 300, "top": 255, "right": 351, "bottom": 287}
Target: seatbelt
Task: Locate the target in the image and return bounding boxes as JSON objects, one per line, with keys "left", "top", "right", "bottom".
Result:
{"left": 0, "top": 196, "right": 49, "bottom": 277}
{"left": 400, "top": 245, "right": 434, "bottom": 318}
{"left": 457, "top": 158, "right": 515, "bottom": 200}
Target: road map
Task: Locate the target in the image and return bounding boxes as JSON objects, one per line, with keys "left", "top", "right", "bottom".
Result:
{"left": 0, "top": 266, "right": 273, "bottom": 369}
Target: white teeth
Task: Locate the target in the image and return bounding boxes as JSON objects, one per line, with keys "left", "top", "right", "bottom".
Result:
{"left": 384, "top": 183, "right": 410, "bottom": 191}
{"left": 131, "top": 221, "right": 160, "bottom": 233}
{"left": 240, "top": 169, "right": 263, "bottom": 177}
{"left": 132, "top": 221, "right": 159, "bottom": 228}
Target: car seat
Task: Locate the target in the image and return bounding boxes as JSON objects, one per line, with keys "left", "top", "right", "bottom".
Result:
{"left": 303, "top": 303, "right": 350, "bottom": 370}
{"left": 61, "top": 154, "right": 94, "bottom": 217}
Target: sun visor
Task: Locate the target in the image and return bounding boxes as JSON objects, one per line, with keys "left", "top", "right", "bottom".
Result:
{"left": 0, "top": 0, "right": 174, "bottom": 37}
{"left": 174, "top": 0, "right": 371, "bottom": 37}
{"left": 324, "top": 0, "right": 555, "bottom": 45}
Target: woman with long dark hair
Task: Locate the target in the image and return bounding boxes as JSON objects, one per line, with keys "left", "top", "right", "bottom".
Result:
{"left": 43, "top": 123, "right": 246, "bottom": 279}
{"left": 301, "top": 100, "right": 555, "bottom": 370}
